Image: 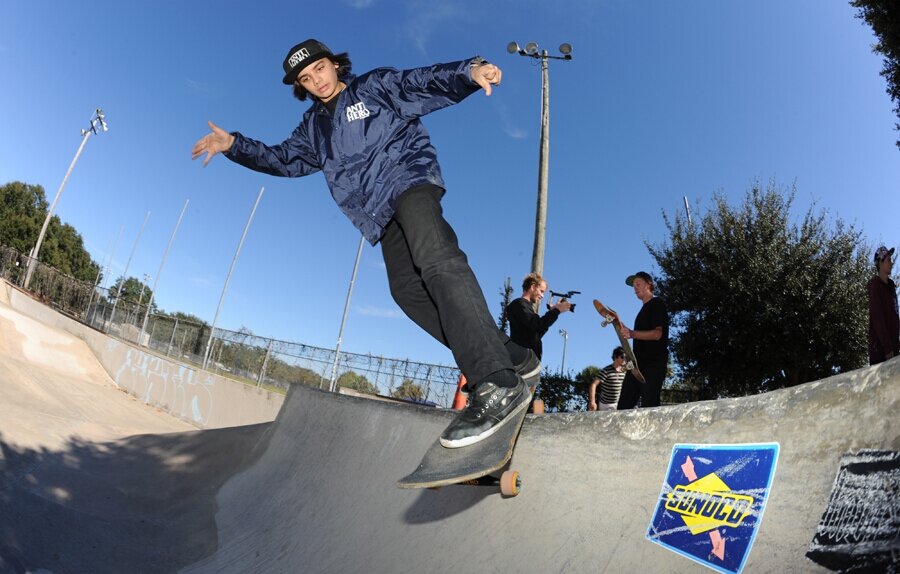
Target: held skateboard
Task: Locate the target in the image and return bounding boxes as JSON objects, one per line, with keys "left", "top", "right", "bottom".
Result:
{"left": 593, "top": 299, "right": 646, "bottom": 384}
{"left": 397, "top": 400, "right": 529, "bottom": 496}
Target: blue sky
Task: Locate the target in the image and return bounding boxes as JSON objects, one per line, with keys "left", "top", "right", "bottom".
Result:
{"left": 1, "top": 1, "right": 897, "bottom": 377}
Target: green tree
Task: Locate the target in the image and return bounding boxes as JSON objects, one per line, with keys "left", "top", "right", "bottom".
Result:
{"left": 852, "top": 0, "right": 900, "bottom": 149}
{"left": 392, "top": 379, "right": 425, "bottom": 401}
{"left": 110, "top": 276, "right": 155, "bottom": 306}
{"left": 497, "top": 276, "right": 514, "bottom": 333}
{"left": 212, "top": 327, "right": 266, "bottom": 375}
{"left": 337, "top": 370, "right": 378, "bottom": 394}
{"left": 536, "top": 369, "right": 586, "bottom": 412}
{"left": 265, "top": 359, "right": 322, "bottom": 387}
{"left": 0, "top": 181, "right": 46, "bottom": 252}
{"left": 647, "top": 181, "right": 870, "bottom": 399}
{"left": 0, "top": 181, "right": 100, "bottom": 282}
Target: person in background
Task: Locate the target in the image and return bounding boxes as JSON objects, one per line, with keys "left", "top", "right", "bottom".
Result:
{"left": 588, "top": 346, "right": 627, "bottom": 412}
{"left": 506, "top": 272, "right": 572, "bottom": 360}
{"left": 617, "top": 271, "right": 668, "bottom": 409}
{"left": 868, "top": 245, "right": 899, "bottom": 365}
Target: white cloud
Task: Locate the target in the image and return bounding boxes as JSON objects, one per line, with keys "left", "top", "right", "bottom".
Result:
{"left": 496, "top": 101, "right": 528, "bottom": 140}
{"left": 185, "top": 78, "right": 214, "bottom": 96}
{"left": 404, "top": 1, "right": 465, "bottom": 58}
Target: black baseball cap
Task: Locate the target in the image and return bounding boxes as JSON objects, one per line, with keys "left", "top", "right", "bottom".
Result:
{"left": 874, "top": 245, "right": 895, "bottom": 264}
{"left": 282, "top": 39, "right": 334, "bottom": 85}
{"left": 625, "top": 271, "right": 653, "bottom": 287}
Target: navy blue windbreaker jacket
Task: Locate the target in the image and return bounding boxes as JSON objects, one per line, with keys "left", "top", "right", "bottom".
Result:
{"left": 224, "top": 58, "right": 483, "bottom": 245}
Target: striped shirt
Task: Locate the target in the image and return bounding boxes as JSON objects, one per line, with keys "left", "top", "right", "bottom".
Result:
{"left": 596, "top": 364, "right": 626, "bottom": 406}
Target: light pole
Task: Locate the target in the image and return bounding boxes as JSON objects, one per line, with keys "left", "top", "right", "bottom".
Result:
{"left": 135, "top": 273, "right": 152, "bottom": 325}
{"left": 108, "top": 211, "right": 151, "bottom": 331}
{"left": 139, "top": 199, "right": 189, "bottom": 346}
{"left": 203, "top": 187, "right": 265, "bottom": 370}
{"left": 328, "top": 234, "right": 366, "bottom": 393}
{"left": 507, "top": 42, "right": 572, "bottom": 275}
{"left": 559, "top": 328, "right": 569, "bottom": 373}
{"left": 25, "top": 108, "right": 108, "bottom": 290}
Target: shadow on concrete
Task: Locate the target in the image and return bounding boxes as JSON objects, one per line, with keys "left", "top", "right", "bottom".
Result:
{"left": 0, "top": 423, "right": 272, "bottom": 574}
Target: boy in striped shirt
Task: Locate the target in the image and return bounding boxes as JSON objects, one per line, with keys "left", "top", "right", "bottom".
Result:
{"left": 588, "top": 347, "right": 627, "bottom": 411}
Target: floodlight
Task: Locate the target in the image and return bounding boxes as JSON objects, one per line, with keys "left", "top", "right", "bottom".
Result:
{"left": 507, "top": 42, "right": 520, "bottom": 54}
{"left": 559, "top": 43, "right": 572, "bottom": 55}
{"left": 524, "top": 42, "right": 538, "bottom": 55}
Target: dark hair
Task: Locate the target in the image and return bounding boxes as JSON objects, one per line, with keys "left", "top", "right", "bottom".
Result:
{"left": 612, "top": 346, "right": 625, "bottom": 360}
{"left": 291, "top": 53, "right": 352, "bottom": 101}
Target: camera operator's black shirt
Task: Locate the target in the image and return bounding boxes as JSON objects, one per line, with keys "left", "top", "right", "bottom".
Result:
{"left": 506, "top": 297, "right": 560, "bottom": 360}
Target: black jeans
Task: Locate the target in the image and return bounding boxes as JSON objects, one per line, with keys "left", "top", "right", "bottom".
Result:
{"left": 617, "top": 360, "right": 666, "bottom": 409}
{"left": 380, "top": 185, "right": 511, "bottom": 384}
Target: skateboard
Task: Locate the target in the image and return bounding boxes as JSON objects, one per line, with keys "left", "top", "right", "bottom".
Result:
{"left": 397, "top": 401, "right": 529, "bottom": 496}
{"left": 592, "top": 299, "right": 646, "bottom": 384}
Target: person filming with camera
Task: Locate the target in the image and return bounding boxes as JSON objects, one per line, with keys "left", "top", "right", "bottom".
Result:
{"left": 506, "top": 272, "right": 572, "bottom": 361}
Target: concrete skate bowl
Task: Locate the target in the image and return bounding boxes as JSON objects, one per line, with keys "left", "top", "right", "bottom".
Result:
{"left": 178, "top": 360, "right": 898, "bottom": 574}
{"left": 2, "top": 272, "right": 897, "bottom": 573}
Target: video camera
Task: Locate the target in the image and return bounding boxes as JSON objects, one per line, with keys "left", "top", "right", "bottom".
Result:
{"left": 547, "top": 290, "right": 580, "bottom": 313}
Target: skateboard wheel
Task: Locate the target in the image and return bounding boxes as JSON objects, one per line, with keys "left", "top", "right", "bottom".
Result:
{"left": 601, "top": 320, "right": 610, "bottom": 328}
{"left": 500, "top": 470, "right": 520, "bottom": 497}
{"left": 532, "top": 399, "right": 545, "bottom": 414}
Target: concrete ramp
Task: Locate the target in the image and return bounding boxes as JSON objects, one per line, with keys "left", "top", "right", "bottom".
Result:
{"left": 1, "top": 281, "right": 897, "bottom": 573}
{"left": 181, "top": 361, "right": 899, "bottom": 573}
{"left": 0, "top": 298, "right": 192, "bottom": 450}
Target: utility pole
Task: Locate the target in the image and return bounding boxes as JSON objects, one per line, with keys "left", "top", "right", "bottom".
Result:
{"left": 508, "top": 42, "right": 573, "bottom": 275}
{"left": 25, "top": 108, "right": 108, "bottom": 289}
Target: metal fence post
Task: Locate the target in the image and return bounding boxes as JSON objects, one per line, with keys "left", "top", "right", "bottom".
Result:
{"left": 257, "top": 339, "right": 273, "bottom": 388}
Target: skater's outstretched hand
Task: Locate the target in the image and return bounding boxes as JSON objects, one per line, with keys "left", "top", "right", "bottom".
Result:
{"left": 192, "top": 121, "right": 235, "bottom": 166}
{"left": 471, "top": 63, "right": 502, "bottom": 96}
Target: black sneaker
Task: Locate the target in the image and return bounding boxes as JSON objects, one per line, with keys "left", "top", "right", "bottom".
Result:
{"left": 459, "top": 350, "right": 541, "bottom": 394}
{"left": 439, "top": 376, "right": 531, "bottom": 448}
{"left": 513, "top": 348, "right": 541, "bottom": 389}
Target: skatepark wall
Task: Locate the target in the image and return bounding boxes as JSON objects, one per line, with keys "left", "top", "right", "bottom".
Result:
{"left": 1, "top": 278, "right": 284, "bottom": 429}
{"left": 181, "top": 355, "right": 899, "bottom": 573}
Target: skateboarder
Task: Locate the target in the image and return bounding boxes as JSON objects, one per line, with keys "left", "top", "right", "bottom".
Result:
{"left": 588, "top": 347, "right": 627, "bottom": 411}
{"left": 506, "top": 272, "right": 572, "bottom": 360}
{"left": 617, "top": 271, "right": 668, "bottom": 409}
{"left": 868, "top": 245, "right": 899, "bottom": 365}
{"left": 191, "top": 39, "right": 538, "bottom": 449}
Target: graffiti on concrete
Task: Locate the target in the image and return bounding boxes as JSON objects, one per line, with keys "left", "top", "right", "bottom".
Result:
{"left": 108, "top": 341, "right": 214, "bottom": 425}
{"left": 806, "top": 450, "right": 900, "bottom": 572}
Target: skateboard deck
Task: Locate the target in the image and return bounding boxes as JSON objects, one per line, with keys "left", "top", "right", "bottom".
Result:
{"left": 593, "top": 299, "right": 646, "bottom": 384}
{"left": 397, "top": 403, "right": 528, "bottom": 495}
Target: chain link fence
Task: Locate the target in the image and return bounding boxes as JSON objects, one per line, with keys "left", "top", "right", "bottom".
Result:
{"left": 0, "top": 244, "right": 461, "bottom": 407}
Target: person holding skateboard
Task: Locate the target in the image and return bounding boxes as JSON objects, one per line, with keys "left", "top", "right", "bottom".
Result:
{"left": 506, "top": 272, "right": 572, "bottom": 360}
{"left": 191, "top": 39, "right": 537, "bottom": 449}
{"left": 617, "top": 271, "right": 668, "bottom": 409}
{"left": 868, "top": 245, "right": 899, "bottom": 365}
{"left": 588, "top": 347, "right": 627, "bottom": 411}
